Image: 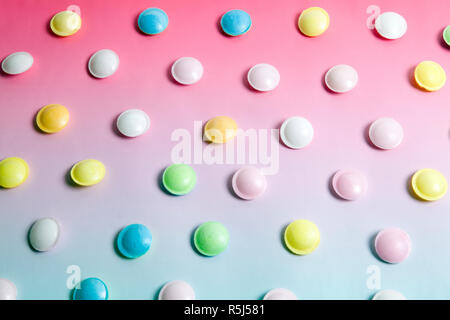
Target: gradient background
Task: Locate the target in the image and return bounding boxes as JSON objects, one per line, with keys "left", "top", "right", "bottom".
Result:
{"left": 1, "top": 0, "right": 450, "bottom": 300}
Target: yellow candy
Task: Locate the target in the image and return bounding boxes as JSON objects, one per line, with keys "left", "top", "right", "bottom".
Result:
{"left": 50, "top": 11, "right": 82, "bottom": 37}
{"left": 70, "top": 159, "right": 105, "bottom": 186}
{"left": 0, "top": 157, "right": 29, "bottom": 188}
{"left": 411, "top": 168, "right": 447, "bottom": 201}
{"left": 414, "top": 61, "right": 446, "bottom": 92}
{"left": 284, "top": 219, "right": 320, "bottom": 255}
{"left": 204, "top": 116, "right": 238, "bottom": 144}
{"left": 36, "top": 104, "right": 70, "bottom": 133}
{"left": 298, "top": 7, "right": 329, "bottom": 37}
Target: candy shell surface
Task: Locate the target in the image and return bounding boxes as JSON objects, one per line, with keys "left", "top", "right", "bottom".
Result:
{"left": 1, "top": 52, "right": 33, "bottom": 75}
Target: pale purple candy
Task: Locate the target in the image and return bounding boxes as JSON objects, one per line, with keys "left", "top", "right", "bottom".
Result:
{"left": 332, "top": 169, "right": 367, "bottom": 201}
{"left": 374, "top": 228, "right": 411, "bottom": 264}
{"left": 232, "top": 167, "right": 267, "bottom": 200}
{"left": 171, "top": 57, "right": 203, "bottom": 85}
{"left": 325, "top": 64, "right": 358, "bottom": 93}
{"left": 369, "top": 118, "right": 403, "bottom": 150}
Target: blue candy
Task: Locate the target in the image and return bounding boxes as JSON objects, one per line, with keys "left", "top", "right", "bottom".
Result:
{"left": 138, "top": 8, "right": 169, "bottom": 35}
{"left": 117, "top": 224, "right": 152, "bottom": 259}
{"left": 72, "top": 278, "right": 108, "bottom": 300}
{"left": 220, "top": 9, "right": 252, "bottom": 36}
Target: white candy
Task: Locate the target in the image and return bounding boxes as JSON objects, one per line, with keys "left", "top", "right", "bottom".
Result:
{"left": 159, "top": 280, "right": 195, "bottom": 300}
{"left": 88, "top": 49, "right": 119, "bottom": 78}
{"left": 368, "top": 117, "right": 404, "bottom": 150}
{"left": 29, "top": 218, "right": 60, "bottom": 252}
{"left": 116, "top": 109, "right": 150, "bottom": 137}
{"left": 375, "top": 12, "right": 407, "bottom": 40}
{"left": 171, "top": 57, "right": 203, "bottom": 85}
{"left": 372, "top": 289, "right": 406, "bottom": 300}
{"left": 280, "top": 116, "right": 314, "bottom": 149}
{"left": 0, "top": 279, "right": 17, "bottom": 300}
{"left": 247, "top": 63, "right": 280, "bottom": 91}
{"left": 325, "top": 64, "right": 358, "bottom": 93}
{"left": 1, "top": 52, "right": 33, "bottom": 75}
{"left": 263, "top": 288, "right": 297, "bottom": 300}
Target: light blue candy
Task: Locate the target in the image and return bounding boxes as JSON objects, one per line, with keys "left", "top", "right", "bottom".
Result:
{"left": 117, "top": 224, "right": 152, "bottom": 259}
{"left": 138, "top": 8, "right": 169, "bottom": 35}
{"left": 220, "top": 9, "right": 252, "bottom": 36}
{"left": 72, "top": 278, "right": 108, "bottom": 300}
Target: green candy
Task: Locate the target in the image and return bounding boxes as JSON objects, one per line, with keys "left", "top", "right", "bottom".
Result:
{"left": 194, "top": 222, "right": 229, "bottom": 256}
{"left": 162, "top": 164, "right": 197, "bottom": 195}
{"left": 444, "top": 26, "right": 450, "bottom": 46}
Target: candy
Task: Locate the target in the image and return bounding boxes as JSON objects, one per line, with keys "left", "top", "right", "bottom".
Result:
{"left": 162, "top": 164, "right": 196, "bottom": 195}
{"left": 368, "top": 118, "right": 403, "bottom": 150}
{"left": 138, "top": 8, "right": 168, "bottom": 35}
{"left": 332, "top": 169, "right": 367, "bottom": 201}
{"left": 194, "top": 221, "right": 229, "bottom": 257}
{"left": 204, "top": 116, "right": 238, "bottom": 144}
{"left": 443, "top": 26, "right": 450, "bottom": 46}
{"left": 263, "top": 288, "right": 297, "bottom": 300}
{"left": 414, "top": 61, "right": 446, "bottom": 92}
{"left": 70, "top": 159, "right": 106, "bottom": 186}
{"left": 220, "top": 9, "right": 252, "bottom": 36}
{"left": 247, "top": 63, "right": 280, "bottom": 91}
{"left": 1, "top": 52, "right": 33, "bottom": 75}
{"left": 159, "top": 280, "right": 195, "bottom": 300}
{"left": 280, "top": 116, "right": 314, "bottom": 149}
{"left": 372, "top": 289, "right": 406, "bottom": 300}
{"left": 324, "top": 64, "right": 358, "bottom": 93}
{"left": 0, "top": 279, "right": 17, "bottom": 300}
{"left": 88, "top": 49, "right": 119, "bottom": 78}
{"left": 284, "top": 220, "right": 320, "bottom": 255}
{"left": 0, "top": 157, "right": 29, "bottom": 188}
{"left": 72, "top": 278, "right": 108, "bottom": 300}
{"left": 411, "top": 168, "right": 447, "bottom": 201}
{"left": 28, "top": 218, "right": 60, "bottom": 252}
{"left": 298, "top": 7, "right": 329, "bottom": 37}
{"left": 171, "top": 57, "right": 203, "bottom": 85}
{"left": 374, "top": 12, "right": 407, "bottom": 39}
{"left": 117, "top": 224, "right": 152, "bottom": 259}
{"left": 50, "top": 10, "right": 81, "bottom": 36}
{"left": 116, "top": 109, "right": 150, "bottom": 137}
{"left": 36, "top": 104, "right": 70, "bottom": 133}
{"left": 374, "top": 228, "right": 411, "bottom": 264}
{"left": 231, "top": 167, "right": 267, "bottom": 200}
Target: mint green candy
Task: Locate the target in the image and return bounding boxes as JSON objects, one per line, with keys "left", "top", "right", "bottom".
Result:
{"left": 444, "top": 26, "right": 450, "bottom": 46}
{"left": 162, "top": 164, "right": 196, "bottom": 195}
{"left": 194, "top": 221, "right": 229, "bottom": 256}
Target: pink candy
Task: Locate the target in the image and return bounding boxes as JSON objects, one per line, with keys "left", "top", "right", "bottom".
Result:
{"left": 374, "top": 228, "right": 411, "bottom": 264}
{"left": 232, "top": 167, "right": 267, "bottom": 200}
{"left": 332, "top": 169, "right": 367, "bottom": 201}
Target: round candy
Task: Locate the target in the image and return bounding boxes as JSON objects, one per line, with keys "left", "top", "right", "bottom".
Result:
{"left": 159, "top": 280, "right": 195, "bottom": 300}
{"left": 171, "top": 57, "right": 203, "bottom": 85}
{"left": 28, "top": 218, "right": 60, "bottom": 252}
{"left": 284, "top": 219, "right": 320, "bottom": 255}
{"left": 220, "top": 9, "right": 252, "bottom": 36}
{"left": 194, "top": 221, "right": 229, "bottom": 257}
{"left": 368, "top": 118, "right": 403, "bottom": 150}
{"left": 117, "top": 224, "right": 152, "bottom": 259}
{"left": 374, "top": 228, "right": 411, "bottom": 264}
{"left": 231, "top": 167, "right": 267, "bottom": 200}
{"left": 324, "top": 64, "right": 358, "bottom": 93}
{"left": 0, "top": 279, "right": 17, "bottom": 300}
{"left": 36, "top": 104, "right": 70, "bottom": 133}
{"left": 374, "top": 12, "right": 407, "bottom": 39}
{"left": 70, "top": 159, "right": 106, "bottom": 186}
{"left": 50, "top": 10, "right": 81, "bottom": 37}
{"left": 204, "top": 116, "right": 238, "bottom": 144}
{"left": 332, "top": 169, "right": 367, "bottom": 201}
{"left": 411, "top": 168, "right": 447, "bottom": 201}
{"left": 414, "top": 61, "right": 446, "bottom": 92}
{"left": 280, "top": 116, "right": 314, "bottom": 149}
{"left": 162, "top": 164, "right": 196, "bottom": 195}
{"left": 1, "top": 52, "right": 33, "bottom": 75}
{"left": 88, "top": 49, "right": 119, "bottom": 78}
{"left": 372, "top": 289, "right": 406, "bottom": 300}
{"left": 263, "top": 288, "right": 297, "bottom": 300}
{"left": 137, "top": 8, "right": 168, "bottom": 35}
{"left": 443, "top": 26, "right": 450, "bottom": 46}
{"left": 116, "top": 109, "right": 150, "bottom": 137}
{"left": 247, "top": 64, "right": 280, "bottom": 92}
{"left": 298, "top": 7, "right": 329, "bottom": 37}
{"left": 73, "top": 278, "right": 108, "bottom": 300}
{"left": 0, "top": 157, "right": 29, "bottom": 188}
